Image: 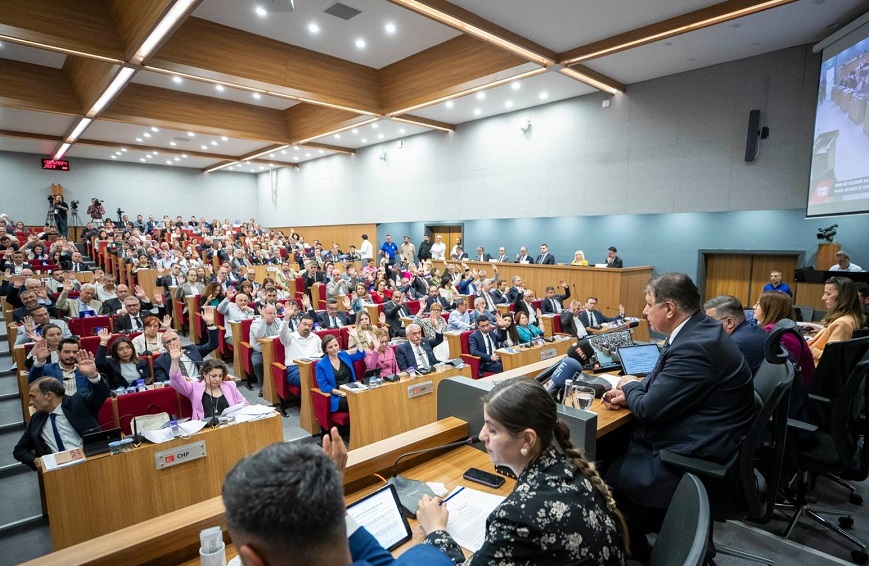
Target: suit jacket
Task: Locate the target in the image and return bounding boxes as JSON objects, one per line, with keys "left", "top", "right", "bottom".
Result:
{"left": 395, "top": 339, "right": 438, "bottom": 371}
{"left": 13, "top": 376, "right": 111, "bottom": 470}
{"left": 113, "top": 313, "right": 148, "bottom": 333}
{"left": 610, "top": 312, "right": 755, "bottom": 508}
{"left": 506, "top": 286, "right": 522, "bottom": 303}
{"left": 560, "top": 310, "right": 588, "bottom": 338}
{"left": 475, "top": 253, "right": 493, "bottom": 262}
{"left": 317, "top": 311, "right": 352, "bottom": 329}
{"left": 56, "top": 295, "right": 103, "bottom": 318}
{"left": 315, "top": 350, "right": 365, "bottom": 412}
{"left": 95, "top": 344, "right": 149, "bottom": 388}
{"left": 152, "top": 327, "right": 219, "bottom": 381}
{"left": 490, "top": 289, "right": 509, "bottom": 305}
{"left": 514, "top": 254, "right": 531, "bottom": 264}
{"left": 539, "top": 288, "right": 571, "bottom": 314}
{"left": 577, "top": 309, "right": 614, "bottom": 328}
{"left": 468, "top": 330, "right": 502, "bottom": 373}
{"left": 350, "top": 525, "right": 452, "bottom": 565}
{"left": 29, "top": 362, "right": 94, "bottom": 393}
{"left": 535, "top": 253, "right": 555, "bottom": 265}
{"left": 410, "top": 275, "right": 429, "bottom": 297}
{"left": 383, "top": 301, "right": 410, "bottom": 336}
{"left": 607, "top": 255, "right": 624, "bottom": 268}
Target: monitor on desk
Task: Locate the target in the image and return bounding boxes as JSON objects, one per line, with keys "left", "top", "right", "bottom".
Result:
{"left": 588, "top": 330, "right": 633, "bottom": 372}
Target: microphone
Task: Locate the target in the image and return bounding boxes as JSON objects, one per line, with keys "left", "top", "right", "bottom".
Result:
{"left": 387, "top": 435, "right": 481, "bottom": 517}
{"left": 599, "top": 320, "right": 639, "bottom": 334}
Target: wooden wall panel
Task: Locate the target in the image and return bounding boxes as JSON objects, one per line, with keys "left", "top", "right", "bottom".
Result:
{"left": 794, "top": 282, "right": 827, "bottom": 312}
{"left": 271, "top": 224, "right": 377, "bottom": 254}
{"left": 0, "top": 59, "right": 81, "bottom": 115}
{"left": 749, "top": 255, "right": 797, "bottom": 305}
{"left": 284, "top": 105, "right": 371, "bottom": 143}
{"left": 62, "top": 56, "right": 120, "bottom": 114}
{"left": 704, "top": 255, "right": 751, "bottom": 304}
{"left": 816, "top": 243, "right": 841, "bottom": 270}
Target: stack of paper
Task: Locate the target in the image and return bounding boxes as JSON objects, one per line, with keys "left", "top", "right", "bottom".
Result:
{"left": 443, "top": 487, "right": 506, "bottom": 551}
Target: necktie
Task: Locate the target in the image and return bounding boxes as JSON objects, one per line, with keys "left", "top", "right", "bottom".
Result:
{"left": 331, "top": 316, "right": 337, "bottom": 328}
{"left": 486, "top": 293, "right": 494, "bottom": 311}
{"left": 554, "top": 299, "right": 561, "bottom": 314}
{"left": 485, "top": 333, "right": 492, "bottom": 355}
{"left": 133, "top": 317, "right": 141, "bottom": 330}
{"left": 179, "top": 356, "right": 190, "bottom": 377}
{"left": 50, "top": 413, "right": 65, "bottom": 451}
{"left": 415, "top": 345, "right": 429, "bottom": 369}
{"left": 589, "top": 312, "right": 596, "bottom": 327}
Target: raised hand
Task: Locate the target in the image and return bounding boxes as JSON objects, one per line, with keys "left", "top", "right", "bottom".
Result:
{"left": 23, "top": 316, "right": 36, "bottom": 333}
{"left": 98, "top": 327, "right": 111, "bottom": 345}
{"left": 226, "top": 286, "right": 238, "bottom": 300}
{"left": 168, "top": 342, "right": 183, "bottom": 361}
{"left": 161, "top": 314, "right": 172, "bottom": 329}
{"left": 134, "top": 285, "right": 147, "bottom": 299}
{"left": 201, "top": 306, "right": 215, "bottom": 326}
{"left": 370, "top": 333, "right": 381, "bottom": 351}
{"left": 152, "top": 289, "right": 164, "bottom": 305}
{"left": 342, "top": 295, "right": 351, "bottom": 310}
{"left": 32, "top": 339, "right": 51, "bottom": 362}
{"left": 378, "top": 311, "right": 386, "bottom": 325}
{"left": 301, "top": 295, "right": 311, "bottom": 309}
{"left": 75, "top": 349, "right": 99, "bottom": 378}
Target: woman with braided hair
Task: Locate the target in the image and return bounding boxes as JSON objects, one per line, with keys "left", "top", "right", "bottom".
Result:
{"left": 417, "top": 377, "right": 627, "bottom": 565}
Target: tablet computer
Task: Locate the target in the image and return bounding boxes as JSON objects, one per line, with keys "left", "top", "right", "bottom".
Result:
{"left": 346, "top": 484, "right": 412, "bottom": 551}
{"left": 617, "top": 343, "right": 661, "bottom": 377}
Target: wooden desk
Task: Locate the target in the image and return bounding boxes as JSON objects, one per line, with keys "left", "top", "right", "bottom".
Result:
{"left": 186, "top": 295, "right": 201, "bottom": 344}
{"left": 540, "top": 314, "right": 556, "bottom": 337}
{"left": 42, "top": 414, "right": 283, "bottom": 550}
{"left": 498, "top": 335, "right": 575, "bottom": 371}
{"left": 257, "top": 337, "right": 280, "bottom": 404}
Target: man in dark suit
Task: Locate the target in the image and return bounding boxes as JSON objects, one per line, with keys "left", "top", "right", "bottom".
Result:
{"left": 384, "top": 291, "right": 411, "bottom": 338}
{"left": 317, "top": 298, "right": 352, "bottom": 329}
{"left": 606, "top": 246, "right": 623, "bottom": 268}
{"left": 602, "top": 272, "right": 755, "bottom": 558}
{"left": 14, "top": 358, "right": 110, "bottom": 471}
{"left": 468, "top": 315, "right": 502, "bottom": 374}
{"left": 535, "top": 243, "right": 555, "bottom": 265}
{"left": 514, "top": 247, "right": 531, "bottom": 264}
{"left": 0, "top": 250, "right": 32, "bottom": 274}
{"left": 539, "top": 281, "right": 571, "bottom": 314}
{"left": 113, "top": 296, "right": 151, "bottom": 333}
{"left": 560, "top": 301, "right": 589, "bottom": 339}
{"left": 704, "top": 295, "right": 767, "bottom": 375}
{"left": 153, "top": 309, "right": 218, "bottom": 381}
{"left": 474, "top": 246, "right": 493, "bottom": 262}
{"left": 100, "top": 283, "right": 152, "bottom": 315}
{"left": 505, "top": 276, "right": 524, "bottom": 303}
{"left": 396, "top": 323, "right": 439, "bottom": 371}
{"left": 423, "top": 284, "right": 453, "bottom": 314}
{"left": 490, "top": 280, "right": 510, "bottom": 305}
{"left": 578, "top": 296, "right": 623, "bottom": 328}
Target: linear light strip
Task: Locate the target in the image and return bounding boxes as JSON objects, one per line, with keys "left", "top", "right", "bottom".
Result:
{"left": 296, "top": 118, "right": 380, "bottom": 145}
{"left": 0, "top": 35, "right": 123, "bottom": 64}
{"left": 133, "top": 0, "right": 198, "bottom": 63}
{"left": 392, "top": 0, "right": 555, "bottom": 66}
{"left": 561, "top": 0, "right": 792, "bottom": 64}
{"left": 391, "top": 116, "right": 454, "bottom": 133}
{"left": 89, "top": 67, "right": 136, "bottom": 116}
{"left": 205, "top": 161, "right": 240, "bottom": 173}
{"left": 388, "top": 67, "right": 547, "bottom": 116}
{"left": 66, "top": 118, "right": 93, "bottom": 142}
{"left": 53, "top": 143, "right": 71, "bottom": 160}
{"left": 558, "top": 68, "right": 623, "bottom": 95}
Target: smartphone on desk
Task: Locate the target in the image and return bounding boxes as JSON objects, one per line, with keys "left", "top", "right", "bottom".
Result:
{"left": 463, "top": 467, "right": 506, "bottom": 488}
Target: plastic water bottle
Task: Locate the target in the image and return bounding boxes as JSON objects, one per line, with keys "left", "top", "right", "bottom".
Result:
{"left": 563, "top": 379, "right": 575, "bottom": 408}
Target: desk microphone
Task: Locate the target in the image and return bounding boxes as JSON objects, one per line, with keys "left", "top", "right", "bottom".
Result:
{"left": 599, "top": 320, "right": 639, "bottom": 334}
{"left": 387, "top": 435, "right": 481, "bottom": 518}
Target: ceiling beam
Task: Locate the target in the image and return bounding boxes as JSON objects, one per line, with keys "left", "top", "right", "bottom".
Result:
{"left": 101, "top": 83, "right": 290, "bottom": 143}
{"left": 392, "top": 115, "right": 454, "bottom": 133}
{"left": 303, "top": 142, "right": 355, "bottom": 156}
{"left": 103, "top": 0, "right": 177, "bottom": 62}
{"left": 559, "top": 0, "right": 798, "bottom": 65}
{"left": 0, "top": 59, "right": 82, "bottom": 115}
{"left": 149, "top": 17, "right": 381, "bottom": 115}
{"left": 62, "top": 56, "right": 122, "bottom": 115}
{"left": 285, "top": 105, "right": 377, "bottom": 145}
{"left": 559, "top": 66, "right": 626, "bottom": 95}
{"left": 388, "top": 0, "right": 558, "bottom": 66}
{"left": 0, "top": 0, "right": 124, "bottom": 63}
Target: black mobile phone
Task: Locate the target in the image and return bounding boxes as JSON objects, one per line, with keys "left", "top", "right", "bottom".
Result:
{"left": 463, "top": 467, "right": 506, "bottom": 488}
{"left": 494, "top": 464, "right": 517, "bottom": 479}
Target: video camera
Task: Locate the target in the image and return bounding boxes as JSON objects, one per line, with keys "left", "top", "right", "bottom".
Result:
{"left": 816, "top": 224, "right": 838, "bottom": 243}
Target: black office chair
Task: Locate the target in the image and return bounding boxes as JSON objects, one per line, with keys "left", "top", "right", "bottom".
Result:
{"left": 778, "top": 360, "right": 869, "bottom": 564}
{"left": 660, "top": 321, "right": 796, "bottom": 565}
{"left": 648, "top": 473, "right": 710, "bottom": 566}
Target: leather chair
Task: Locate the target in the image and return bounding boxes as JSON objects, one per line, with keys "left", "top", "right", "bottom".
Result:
{"left": 660, "top": 321, "right": 796, "bottom": 565}
{"left": 115, "top": 387, "right": 182, "bottom": 435}
{"left": 458, "top": 330, "right": 493, "bottom": 379}
{"left": 269, "top": 336, "right": 300, "bottom": 418}
{"left": 647, "top": 473, "right": 710, "bottom": 566}
{"left": 66, "top": 315, "right": 111, "bottom": 337}
{"left": 309, "top": 359, "right": 350, "bottom": 433}
{"left": 811, "top": 336, "right": 869, "bottom": 401}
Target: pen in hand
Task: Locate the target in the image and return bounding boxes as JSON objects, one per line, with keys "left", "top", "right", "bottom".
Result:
{"left": 440, "top": 486, "right": 465, "bottom": 506}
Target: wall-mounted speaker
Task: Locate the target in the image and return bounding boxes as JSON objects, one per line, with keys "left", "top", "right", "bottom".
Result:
{"left": 745, "top": 109, "right": 770, "bottom": 162}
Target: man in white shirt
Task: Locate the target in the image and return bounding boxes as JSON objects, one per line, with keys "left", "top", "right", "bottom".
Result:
{"left": 217, "top": 287, "right": 256, "bottom": 345}
{"left": 280, "top": 305, "right": 323, "bottom": 387}
{"left": 359, "top": 234, "right": 374, "bottom": 261}
{"left": 249, "top": 304, "right": 284, "bottom": 396}
{"left": 429, "top": 235, "right": 446, "bottom": 260}
{"left": 447, "top": 297, "right": 473, "bottom": 331}
{"left": 829, "top": 251, "right": 864, "bottom": 272}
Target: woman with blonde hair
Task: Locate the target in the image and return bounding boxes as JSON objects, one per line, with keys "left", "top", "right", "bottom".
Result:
{"left": 807, "top": 276, "right": 865, "bottom": 361}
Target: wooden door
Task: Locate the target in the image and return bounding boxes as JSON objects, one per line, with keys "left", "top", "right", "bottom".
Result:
{"left": 428, "top": 225, "right": 463, "bottom": 257}
{"left": 704, "top": 253, "right": 799, "bottom": 307}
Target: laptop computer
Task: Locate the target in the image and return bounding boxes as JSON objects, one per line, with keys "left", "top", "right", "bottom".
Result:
{"left": 345, "top": 484, "right": 413, "bottom": 551}
{"left": 81, "top": 427, "right": 122, "bottom": 457}
{"left": 587, "top": 330, "right": 633, "bottom": 373}
{"left": 617, "top": 343, "right": 662, "bottom": 377}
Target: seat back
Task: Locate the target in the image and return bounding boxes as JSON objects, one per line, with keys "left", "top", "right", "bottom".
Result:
{"left": 812, "top": 336, "right": 869, "bottom": 400}
{"left": 828, "top": 360, "right": 869, "bottom": 480}
{"left": 115, "top": 387, "right": 180, "bottom": 435}
{"left": 314, "top": 328, "right": 342, "bottom": 349}
{"left": 648, "top": 473, "right": 710, "bottom": 566}
{"left": 67, "top": 315, "right": 111, "bottom": 337}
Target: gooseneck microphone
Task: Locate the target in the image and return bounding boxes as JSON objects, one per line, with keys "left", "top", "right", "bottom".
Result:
{"left": 387, "top": 435, "right": 480, "bottom": 517}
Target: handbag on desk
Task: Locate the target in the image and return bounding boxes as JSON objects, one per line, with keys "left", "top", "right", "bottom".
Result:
{"left": 131, "top": 403, "right": 170, "bottom": 431}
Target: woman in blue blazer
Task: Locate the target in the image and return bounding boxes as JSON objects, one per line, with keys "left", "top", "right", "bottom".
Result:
{"left": 315, "top": 334, "right": 365, "bottom": 412}
{"left": 515, "top": 311, "right": 543, "bottom": 343}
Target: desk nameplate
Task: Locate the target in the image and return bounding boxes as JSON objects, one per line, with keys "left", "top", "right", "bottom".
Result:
{"left": 155, "top": 440, "right": 207, "bottom": 470}
{"left": 407, "top": 380, "right": 433, "bottom": 398}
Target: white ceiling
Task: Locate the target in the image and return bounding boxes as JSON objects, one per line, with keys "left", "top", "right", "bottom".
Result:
{"left": 65, "top": 143, "right": 220, "bottom": 170}
{"left": 83, "top": 120, "right": 271, "bottom": 156}
{"left": 0, "top": 136, "right": 59, "bottom": 157}
{"left": 255, "top": 144, "right": 340, "bottom": 165}
{"left": 309, "top": 117, "right": 430, "bottom": 148}
{"left": 0, "top": 107, "right": 75, "bottom": 136}
{"left": 193, "top": 0, "right": 462, "bottom": 69}
{"left": 0, "top": 39, "right": 67, "bottom": 68}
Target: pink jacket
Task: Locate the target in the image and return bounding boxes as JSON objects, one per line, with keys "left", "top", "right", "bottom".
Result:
{"left": 170, "top": 368, "right": 248, "bottom": 420}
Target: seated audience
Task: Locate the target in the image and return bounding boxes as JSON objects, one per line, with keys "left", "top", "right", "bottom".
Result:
{"left": 384, "top": 290, "right": 411, "bottom": 338}
{"left": 414, "top": 302, "right": 448, "bottom": 348}
{"left": 15, "top": 305, "right": 72, "bottom": 345}
{"left": 494, "top": 312, "right": 518, "bottom": 347}
{"left": 169, "top": 346, "right": 247, "bottom": 420}
{"left": 131, "top": 316, "right": 169, "bottom": 355}
{"left": 829, "top": 251, "right": 863, "bottom": 272}
{"left": 28, "top": 338, "right": 96, "bottom": 395}
{"left": 96, "top": 330, "right": 149, "bottom": 388}
{"left": 561, "top": 300, "right": 589, "bottom": 339}
{"left": 56, "top": 282, "right": 102, "bottom": 317}
{"left": 347, "top": 310, "right": 377, "bottom": 351}
{"left": 249, "top": 304, "right": 284, "bottom": 395}
{"left": 24, "top": 323, "right": 63, "bottom": 369}
{"left": 217, "top": 287, "right": 256, "bottom": 345}
{"left": 762, "top": 270, "right": 792, "bottom": 296}
{"left": 605, "top": 246, "right": 623, "bottom": 268}
{"left": 578, "top": 296, "right": 624, "bottom": 328}
{"left": 515, "top": 311, "right": 543, "bottom": 343}
{"left": 279, "top": 307, "right": 323, "bottom": 387}
{"left": 807, "top": 276, "right": 865, "bottom": 361}
{"left": 468, "top": 315, "right": 503, "bottom": 374}
{"left": 447, "top": 297, "right": 473, "bottom": 331}
{"left": 540, "top": 281, "right": 571, "bottom": 314}
{"left": 571, "top": 250, "right": 589, "bottom": 266}
{"left": 754, "top": 292, "right": 815, "bottom": 391}
{"left": 153, "top": 309, "right": 218, "bottom": 381}
{"left": 704, "top": 295, "right": 767, "bottom": 375}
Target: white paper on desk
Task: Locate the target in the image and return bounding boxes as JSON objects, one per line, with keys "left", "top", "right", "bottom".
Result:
{"left": 598, "top": 374, "right": 621, "bottom": 389}
{"left": 142, "top": 420, "right": 206, "bottom": 444}
{"left": 222, "top": 402, "right": 247, "bottom": 415}
{"left": 233, "top": 405, "right": 278, "bottom": 423}
{"left": 443, "top": 486, "right": 505, "bottom": 552}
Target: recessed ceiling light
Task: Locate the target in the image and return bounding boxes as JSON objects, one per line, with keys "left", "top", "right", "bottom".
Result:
{"left": 399, "top": 128, "right": 405, "bottom": 134}
{"left": 255, "top": 6, "right": 267, "bottom": 16}
{"left": 115, "top": 151, "right": 121, "bottom": 155}
{"left": 377, "top": 133, "right": 384, "bottom": 139}
{"left": 269, "top": 153, "right": 275, "bottom": 158}
{"left": 361, "top": 138, "right": 367, "bottom": 143}
{"left": 352, "top": 129, "right": 359, "bottom": 134}
{"left": 445, "top": 100, "right": 454, "bottom": 108}
{"left": 294, "top": 156, "right": 300, "bottom": 160}
{"left": 120, "top": 148, "right": 127, "bottom": 152}
{"left": 250, "top": 169, "right": 255, "bottom": 172}
{"left": 505, "top": 101, "right": 513, "bottom": 108}
{"left": 140, "top": 158, "right": 146, "bottom": 162}
{"left": 268, "top": 163, "right": 274, "bottom": 167}
{"left": 280, "top": 149, "right": 286, "bottom": 154}
{"left": 111, "top": 155, "right": 117, "bottom": 159}
{"left": 259, "top": 166, "right": 265, "bottom": 170}
{"left": 293, "top": 146, "right": 300, "bottom": 150}
{"left": 174, "top": 157, "right": 180, "bottom": 161}
{"left": 201, "top": 145, "right": 208, "bottom": 150}
{"left": 476, "top": 92, "right": 485, "bottom": 100}
{"left": 252, "top": 92, "right": 261, "bottom": 99}
{"left": 210, "top": 141, "right": 218, "bottom": 146}
{"left": 172, "top": 76, "right": 182, "bottom": 84}
{"left": 166, "top": 160, "right": 172, "bottom": 164}
{"left": 215, "top": 85, "right": 224, "bottom": 92}
{"left": 143, "top": 132, "right": 151, "bottom": 138}
{"left": 473, "top": 108, "right": 482, "bottom": 115}
{"left": 385, "top": 22, "right": 396, "bottom": 34}
{"left": 334, "top": 134, "right": 341, "bottom": 139}
{"left": 511, "top": 82, "right": 521, "bottom": 91}
{"left": 182, "top": 154, "right": 188, "bottom": 158}
{"left": 221, "top": 136, "right": 228, "bottom": 141}
{"left": 146, "top": 155, "right": 153, "bottom": 159}
{"left": 308, "top": 23, "right": 320, "bottom": 34}
{"left": 187, "top": 131, "right": 195, "bottom": 137}
{"left": 245, "top": 161, "right": 251, "bottom": 164}
{"left": 355, "top": 39, "right": 366, "bottom": 49}
{"left": 539, "top": 92, "right": 548, "bottom": 100}
{"left": 153, "top": 151, "right": 159, "bottom": 154}
{"left": 319, "top": 150, "right": 324, "bottom": 154}
{"left": 151, "top": 127, "right": 159, "bottom": 132}
{"left": 136, "top": 137, "right": 143, "bottom": 142}
{"left": 169, "top": 141, "right": 177, "bottom": 146}
{"left": 305, "top": 153, "right": 311, "bottom": 157}
{"left": 371, "top": 123, "right": 379, "bottom": 129}
{"left": 229, "top": 166, "right": 234, "bottom": 170}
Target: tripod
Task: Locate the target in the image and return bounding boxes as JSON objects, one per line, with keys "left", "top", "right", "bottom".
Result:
{"left": 70, "top": 206, "right": 83, "bottom": 240}
{"left": 44, "top": 200, "right": 56, "bottom": 227}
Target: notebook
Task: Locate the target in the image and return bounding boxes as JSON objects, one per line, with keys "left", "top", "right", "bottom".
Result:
{"left": 346, "top": 484, "right": 413, "bottom": 551}
{"left": 617, "top": 343, "right": 662, "bottom": 377}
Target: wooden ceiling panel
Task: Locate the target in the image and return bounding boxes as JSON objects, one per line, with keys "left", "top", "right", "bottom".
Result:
{"left": 62, "top": 56, "right": 120, "bottom": 115}
{"left": 284, "top": 104, "right": 374, "bottom": 144}
{"left": 379, "top": 35, "right": 528, "bottom": 114}
{"left": 149, "top": 17, "right": 380, "bottom": 114}
{"left": 0, "top": 0, "right": 124, "bottom": 62}
{"left": 103, "top": 0, "right": 176, "bottom": 62}
{"left": 0, "top": 59, "right": 81, "bottom": 115}
{"left": 101, "top": 83, "right": 288, "bottom": 143}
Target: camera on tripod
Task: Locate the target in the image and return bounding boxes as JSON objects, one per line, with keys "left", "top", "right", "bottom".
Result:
{"left": 46, "top": 195, "right": 55, "bottom": 202}
{"left": 116, "top": 208, "right": 124, "bottom": 216}
{"left": 71, "top": 200, "right": 79, "bottom": 210}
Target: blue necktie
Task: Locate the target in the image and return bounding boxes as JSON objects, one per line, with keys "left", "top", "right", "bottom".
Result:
{"left": 50, "top": 413, "right": 66, "bottom": 451}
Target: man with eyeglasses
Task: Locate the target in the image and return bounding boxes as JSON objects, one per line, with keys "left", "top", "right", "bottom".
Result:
{"left": 152, "top": 309, "right": 218, "bottom": 381}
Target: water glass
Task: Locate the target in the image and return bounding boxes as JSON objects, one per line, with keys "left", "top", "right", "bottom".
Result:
{"left": 574, "top": 386, "right": 596, "bottom": 411}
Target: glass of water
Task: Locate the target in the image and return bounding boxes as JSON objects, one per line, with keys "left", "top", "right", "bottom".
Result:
{"left": 574, "top": 386, "right": 596, "bottom": 411}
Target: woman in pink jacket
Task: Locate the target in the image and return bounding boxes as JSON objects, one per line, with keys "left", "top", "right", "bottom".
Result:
{"left": 168, "top": 343, "right": 248, "bottom": 420}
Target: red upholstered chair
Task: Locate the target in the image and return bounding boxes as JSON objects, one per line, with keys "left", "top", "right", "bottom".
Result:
{"left": 269, "top": 336, "right": 300, "bottom": 417}
{"left": 309, "top": 359, "right": 350, "bottom": 433}
{"left": 214, "top": 308, "right": 232, "bottom": 359}
{"left": 177, "top": 392, "right": 193, "bottom": 420}
{"left": 173, "top": 295, "right": 188, "bottom": 336}
{"left": 407, "top": 300, "right": 421, "bottom": 315}
{"left": 115, "top": 387, "right": 181, "bottom": 435}
{"left": 552, "top": 314, "right": 563, "bottom": 334}
{"left": 458, "top": 330, "right": 489, "bottom": 380}
{"left": 314, "top": 328, "right": 343, "bottom": 350}
{"left": 97, "top": 398, "right": 119, "bottom": 431}
{"left": 237, "top": 318, "right": 255, "bottom": 380}
{"left": 66, "top": 315, "right": 111, "bottom": 337}
{"left": 531, "top": 299, "right": 542, "bottom": 313}
{"left": 78, "top": 336, "right": 101, "bottom": 356}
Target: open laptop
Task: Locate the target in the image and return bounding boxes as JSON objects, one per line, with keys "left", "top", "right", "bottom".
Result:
{"left": 587, "top": 330, "right": 634, "bottom": 373}
{"left": 617, "top": 343, "right": 662, "bottom": 377}
{"left": 82, "top": 427, "right": 122, "bottom": 457}
{"left": 346, "top": 484, "right": 413, "bottom": 551}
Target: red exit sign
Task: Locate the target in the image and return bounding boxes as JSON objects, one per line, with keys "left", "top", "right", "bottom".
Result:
{"left": 42, "top": 159, "right": 70, "bottom": 171}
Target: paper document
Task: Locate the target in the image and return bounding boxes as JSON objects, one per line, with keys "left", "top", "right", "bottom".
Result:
{"left": 42, "top": 448, "right": 86, "bottom": 471}
{"left": 142, "top": 420, "right": 206, "bottom": 444}
{"left": 443, "top": 486, "right": 505, "bottom": 552}
{"left": 598, "top": 374, "right": 621, "bottom": 389}
{"left": 233, "top": 405, "right": 278, "bottom": 423}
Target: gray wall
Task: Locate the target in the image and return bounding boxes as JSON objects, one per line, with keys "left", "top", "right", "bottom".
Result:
{"left": 256, "top": 44, "right": 820, "bottom": 226}
{"left": 0, "top": 151, "right": 257, "bottom": 226}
